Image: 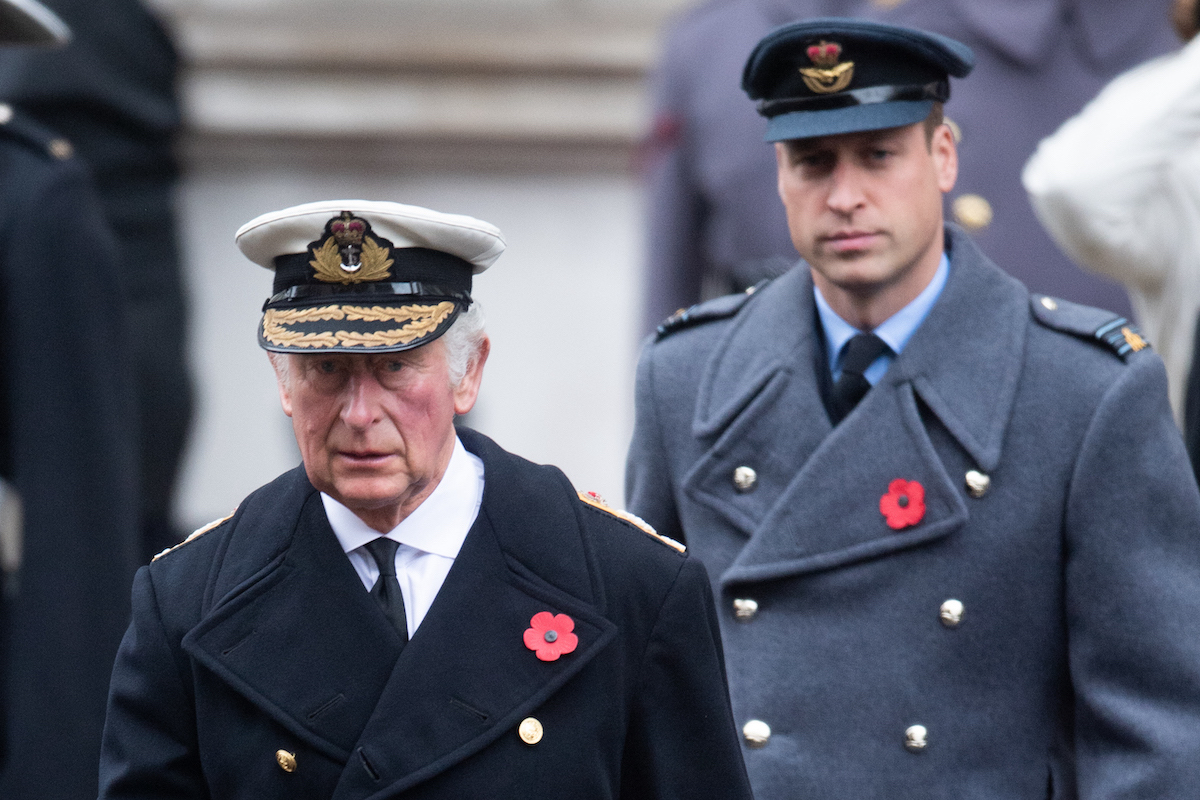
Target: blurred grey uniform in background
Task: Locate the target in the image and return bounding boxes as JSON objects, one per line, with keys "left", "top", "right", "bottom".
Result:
{"left": 0, "top": 0, "right": 191, "bottom": 559}
{"left": 642, "top": 0, "right": 1179, "bottom": 331}
{"left": 0, "top": 1, "right": 141, "bottom": 798}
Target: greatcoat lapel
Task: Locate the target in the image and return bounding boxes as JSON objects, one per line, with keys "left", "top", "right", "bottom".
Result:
{"left": 183, "top": 489, "right": 405, "bottom": 763}
{"left": 685, "top": 227, "right": 1028, "bottom": 587}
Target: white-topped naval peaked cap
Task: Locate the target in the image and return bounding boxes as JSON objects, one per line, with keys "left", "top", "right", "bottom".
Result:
{"left": 235, "top": 199, "right": 506, "bottom": 273}
{"left": 238, "top": 200, "right": 504, "bottom": 354}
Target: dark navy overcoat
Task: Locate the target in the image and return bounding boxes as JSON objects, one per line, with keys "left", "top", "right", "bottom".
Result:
{"left": 0, "top": 108, "right": 139, "bottom": 800}
{"left": 99, "top": 429, "right": 752, "bottom": 800}
{"left": 627, "top": 225, "right": 1200, "bottom": 798}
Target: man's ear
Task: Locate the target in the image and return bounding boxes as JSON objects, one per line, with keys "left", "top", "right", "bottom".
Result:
{"left": 270, "top": 353, "right": 294, "bottom": 418}
{"left": 453, "top": 335, "right": 490, "bottom": 416}
{"left": 932, "top": 123, "right": 958, "bottom": 194}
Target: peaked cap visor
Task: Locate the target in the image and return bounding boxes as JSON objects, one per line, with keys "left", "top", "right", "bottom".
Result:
{"left": 743, "top": 17, "right": 974, "bottom": 142}
{"left": 0, "top": 0, "right": 69, "bottom": 46}
{"left": 237, "top": 200, "right": 505, "bottom": 354}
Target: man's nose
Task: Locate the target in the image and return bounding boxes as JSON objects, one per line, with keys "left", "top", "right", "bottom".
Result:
{"left": 826, "top": 160, "right": 866, "bottom": 214}
{"left": 340, "top": 372, "right": 383, "bottom": 427}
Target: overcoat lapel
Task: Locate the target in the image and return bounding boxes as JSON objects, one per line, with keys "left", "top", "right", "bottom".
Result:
{"left": 183, "top": 490, "right": 405, "bottom": 763}
{"left": 333, "top": 433, "right": 617, "bottom": 799}
{"left": 686, "top": 227, "right": 1029, "bottom": 586}
{"left": 684, "top": 267, "right": 834, "bottom": 535}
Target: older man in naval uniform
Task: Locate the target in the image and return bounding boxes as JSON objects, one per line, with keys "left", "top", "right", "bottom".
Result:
{"left": 98, "top": 200, "right": 752, "bottom": 799}
{"left": 626, "top": 18, "right": 1200, "bottom": 798}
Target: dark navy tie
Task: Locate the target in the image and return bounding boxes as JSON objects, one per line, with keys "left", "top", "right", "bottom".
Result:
{"left": 364, "top": 537, "right": 409, "bottom": 643}
{"left": 830, "top": 332, "right": 890, "bottom": 425}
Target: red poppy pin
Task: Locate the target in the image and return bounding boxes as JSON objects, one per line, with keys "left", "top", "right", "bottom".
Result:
{"left": 880, "top": 479, "right": 925, "bottom": 530}
{"left": 523, "top": 612, "right": 579, "bottom": 662}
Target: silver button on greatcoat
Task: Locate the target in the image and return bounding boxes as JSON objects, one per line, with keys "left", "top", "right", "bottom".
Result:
{"left": 939, "top": 599, "right": 964, "bottom": 627}
{"left": 964, "top": 470, "right": 990, "bottom": 498}
{"left": 733, "top": 598, "right": 759, "bottom": 621}
{"left": 904, "top": 725, "right": 928, "bottom": 753}
{"left": 732, "top": 466, "right": 758, "bottom": 493}
{"left": 743, "top": 719, "right": 771, "bottom": 748}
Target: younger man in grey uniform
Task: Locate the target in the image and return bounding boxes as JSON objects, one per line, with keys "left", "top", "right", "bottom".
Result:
{"left": 627, "top": 18, "right": 1200, "bottom": 798}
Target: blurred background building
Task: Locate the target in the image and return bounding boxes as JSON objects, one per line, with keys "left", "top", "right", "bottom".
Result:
{"left": 153, "top": 0, "right": 693, "bottom": 530}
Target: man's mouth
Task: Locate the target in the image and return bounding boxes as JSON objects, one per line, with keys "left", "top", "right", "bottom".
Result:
{"left": 823, "top": 230, "right": 879, "bottom": 252}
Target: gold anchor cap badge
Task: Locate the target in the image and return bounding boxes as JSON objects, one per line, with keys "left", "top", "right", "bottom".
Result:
{"left": 800, "top": 40, "right": 854, "bottom": 94}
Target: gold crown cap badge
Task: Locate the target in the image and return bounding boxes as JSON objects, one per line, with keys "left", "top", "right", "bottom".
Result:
{"left": 309, "top": 211, "right": 394, "bottom": 284}
{"left": 799, "top": 40, "right": 854, "bottom": 94}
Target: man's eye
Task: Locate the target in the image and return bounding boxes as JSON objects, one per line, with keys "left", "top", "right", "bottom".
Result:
{"left": 318, "top": 361, "right": 338, "bottom": 374}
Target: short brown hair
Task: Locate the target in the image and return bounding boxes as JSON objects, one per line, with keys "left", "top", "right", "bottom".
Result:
{"left": 923, "top": 102, "right": 945, "bottom": 147}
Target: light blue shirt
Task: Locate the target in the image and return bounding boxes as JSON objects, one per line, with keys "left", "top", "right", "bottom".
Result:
{"left": 815, "top": 253, "right": 950, "bottom": 386}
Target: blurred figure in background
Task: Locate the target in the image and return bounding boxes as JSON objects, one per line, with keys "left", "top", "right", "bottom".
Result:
{"left": 642, "top": 0, "right": 1179, "bottom": 331}
{"left": 0, "top": 0, "right": 192, "bottom": 561}
{"left": 0, "top": 0, "right": 141, "bottom": 797}
{"left": 1024, "top": 0, "right": 1200, "bottom": 477}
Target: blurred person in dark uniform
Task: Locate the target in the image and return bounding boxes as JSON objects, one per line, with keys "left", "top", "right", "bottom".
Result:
{"left": 0, "top": 0, "right": 191, "bottom": 561}
{"left": 0, "top": 1, "right": 141, "bottom": 798}
{"left": 642, "top": 0, "right": 1179, "bottom": 331}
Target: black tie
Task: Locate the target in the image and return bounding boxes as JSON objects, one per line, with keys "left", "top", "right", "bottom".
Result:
{"left": 364, "top": 537, "right": 409, "bottom": 643}
{"left": 830, "top": 332, "right": 890, "bottom": 425}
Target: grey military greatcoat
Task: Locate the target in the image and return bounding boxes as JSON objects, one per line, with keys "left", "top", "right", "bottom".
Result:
{"left": 626, "top": 226, "right": 1200, "bottom": 797}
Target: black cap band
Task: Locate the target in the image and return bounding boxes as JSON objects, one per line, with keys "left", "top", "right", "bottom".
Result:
{"left": 271, "top": 245, "right": 474, "bottom": 298}
{"left": 757, "top": 80, "right": 949, "bottom": 118}
{"left": 264, "top": 282, "right": 472, "bottom": 311}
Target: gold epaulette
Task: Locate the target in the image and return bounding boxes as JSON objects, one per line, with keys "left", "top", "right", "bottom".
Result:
{"left": 577, "top": 491, "right": 685, "bottom": 554}
{"left": 151, "top": 511, "right": 236, "bottom": 562}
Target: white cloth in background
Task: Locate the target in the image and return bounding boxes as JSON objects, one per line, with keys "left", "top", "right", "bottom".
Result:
{"left": 1024, "top": 34, "right": 1200, "bottom": 425}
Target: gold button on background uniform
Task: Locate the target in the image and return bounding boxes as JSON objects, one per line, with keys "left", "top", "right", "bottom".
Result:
{"left": 953, "top": 194, "right": 993, "bottom": 231}
{"left": 964, "top": 470, "right": 990, "bottom": 498}
{"left": 733, "top": 598, "right": 759, "bottom": 621}
{"left": 904, "top": 725, "right": 928, "bottom": 752}
{"left": 518, "top": 717, "right": 543, "bottom": 745}
{"left": 275, "top": 750, "right": 297, "bottom": 773}
{"left": 732, "top": 466, "right": 758, "bottom": 493}
{"left": 940, "top": 599, "right": 965, "bottom": 627}
{"left": 742, "top": 719, "right": 771, "bottom": 748}
{"left": 48, "top": 138, "right": 74, "bottom": 161}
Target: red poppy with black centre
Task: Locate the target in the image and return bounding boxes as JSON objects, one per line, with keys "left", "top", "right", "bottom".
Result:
{"left": 523, "top": 611, "right": 579, "bottom": 662}
{"left": 880, "top": 479, "right": 926, "bottom": 530}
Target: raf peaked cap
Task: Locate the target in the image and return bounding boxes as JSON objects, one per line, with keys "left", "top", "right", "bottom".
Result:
{"left": 0, "top": 0, "right": 69, "bottom": 46}
{"left": 743, "top": 18, "right": 974, "bottom": 141}
{"left": 236, "top": 200, "right": 505, "bottom": 353}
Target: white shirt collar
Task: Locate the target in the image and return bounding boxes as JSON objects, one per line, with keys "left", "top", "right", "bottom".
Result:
{"left": 322, "top": 436, "right": 484, "bottom": 559}
{"left": 815, "top": 252, "right": 950, "bottom": 371}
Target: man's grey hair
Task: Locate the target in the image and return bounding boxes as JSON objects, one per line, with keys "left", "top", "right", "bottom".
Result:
{"left": 267, "top": 300, "right": 486, "bottom": 389}
{"left": 442, "top": 301, "right": 486, "bottom": 388}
